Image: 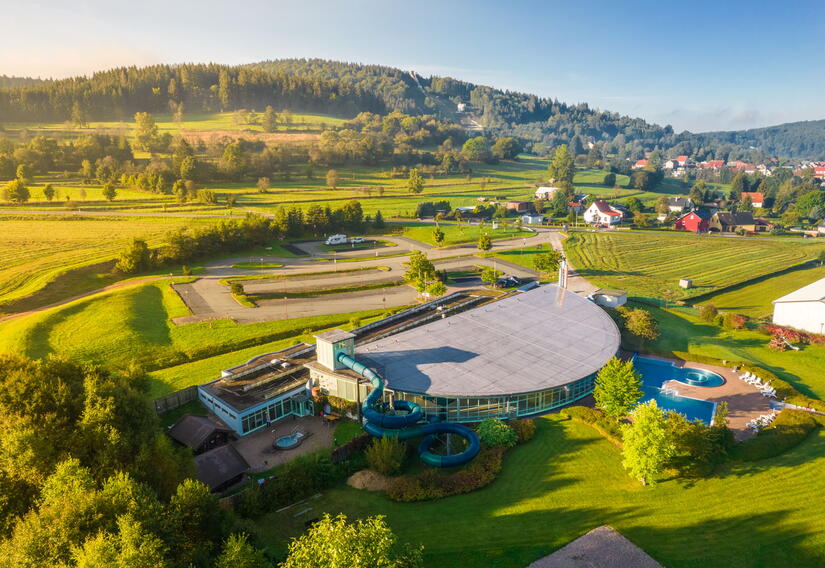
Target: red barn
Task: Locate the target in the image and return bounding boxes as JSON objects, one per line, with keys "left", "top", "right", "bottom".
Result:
{"left": 674, "top": 209, "right": 712, "bottom": 233}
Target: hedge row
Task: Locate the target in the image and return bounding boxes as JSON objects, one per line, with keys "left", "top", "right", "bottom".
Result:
{"left": 386, "top": 446, "right": 505, "bottom": 502}
{"left": 560, "top": 406, "right": 623, "bottom": 446}
{"left": 731, "top": 409, "right": 825, "bottom": 462}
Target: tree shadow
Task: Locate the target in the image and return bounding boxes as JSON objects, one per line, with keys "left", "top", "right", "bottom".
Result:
{"left": 126, "top": 284, "right": 173, "bottom": 345}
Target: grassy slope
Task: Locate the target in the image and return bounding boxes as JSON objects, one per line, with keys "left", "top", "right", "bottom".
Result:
{"left": 0, "top": 279, "right": 386, "bottom": 396}
{"left": 0, "top": 215, "right": 220, "bottom": 312}
{"left": 254, "top": 415, "right": 825, "bottom": 567}
{"left": 564, "top": 231, "right": 825, "bottom": 299}
{"left": 697, "top": 264, "right": 825, "bottom": 318}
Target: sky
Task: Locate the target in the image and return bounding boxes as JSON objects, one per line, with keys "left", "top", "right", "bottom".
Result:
{"left": 3, "top": 0, "right": 825, "bottom": 133}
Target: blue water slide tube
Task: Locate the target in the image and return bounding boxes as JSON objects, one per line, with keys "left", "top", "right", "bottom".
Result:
{"left": 336, "top": 352, "right": 480, "bottom": 467}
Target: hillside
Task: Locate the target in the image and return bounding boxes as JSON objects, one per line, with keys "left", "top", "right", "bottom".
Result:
{"left": 1, "top": 59, "right": 824, "bottom": 160}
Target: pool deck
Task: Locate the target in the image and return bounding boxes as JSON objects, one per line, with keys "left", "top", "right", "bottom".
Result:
{"left": 643, "top": 355, "right": 772, "bottom": 440}
{"left": 232, "top": 415, "right": 334, "bottom": 472}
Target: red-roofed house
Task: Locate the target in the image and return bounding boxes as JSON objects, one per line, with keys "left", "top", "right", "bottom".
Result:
{"left": 676, "top": 155, "right": 689, "bottom": 166}
{"left": 814, "top": 166, "right": 825, "bottom": 180}
{"left": 699, "top": 160, "right": 724, "bottom": 169}
{"left": 741, "top": 192, "right": 765, "bottom": 208}
{"left": 583, "top": 200, "right": 623, "bottom": 226}
{"left": 632, "top": 159, "right": 649, "bottom": 169}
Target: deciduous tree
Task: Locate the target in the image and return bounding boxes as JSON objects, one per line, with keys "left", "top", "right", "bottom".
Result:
{"left": 622, "top": 400, "right": 674, "bottom": 485}
{"left": 594, "top": 358, "right": 643, "bottom": 420}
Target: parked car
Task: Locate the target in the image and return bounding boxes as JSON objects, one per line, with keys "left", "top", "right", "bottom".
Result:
{"left": 494, "top": 275, "right": 523, "bottom": 289}
{"left": 350, "top": 236, "right": 366, "bottom": 244}
{"left": 325, "top": 234, "right": 347, "bottom": 245}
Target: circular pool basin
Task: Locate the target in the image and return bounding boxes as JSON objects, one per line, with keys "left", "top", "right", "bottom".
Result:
{"left": 274, "top": 432, "right": 305, "bottom": 450}
{"left": 677, "top": 369, "right": 725, "bottom": 387}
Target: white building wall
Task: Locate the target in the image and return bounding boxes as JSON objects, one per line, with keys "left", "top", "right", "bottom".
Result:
{"left": 773, "top": 301, "right": 825, "bottom": 335}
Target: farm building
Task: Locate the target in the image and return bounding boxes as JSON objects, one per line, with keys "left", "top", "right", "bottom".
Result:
{"left": 674, "top": 209, "right": 713, "bottom": 233}
{"left": 583, "top": 200, "right": 623, "bottom": 226}
{"left": 535, "top": 186, "right": 562, "bottom": 200}
{"left": 507, "top": 200, "right": 531, "bottom": 213}
{"left": 194, "top": 445, "right": 250, "bottom": 492}
{"left": 772, "top": 277, "right": 825, "bottom": 335}
{"left": 709, "top": 211, "right": 756, "bottom": 233}
{"left": 168, "top": 414, "right": 234, "bottom": 455}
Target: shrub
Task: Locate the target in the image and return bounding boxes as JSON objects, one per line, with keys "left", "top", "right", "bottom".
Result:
{"left": 722, "top": 312, "right": 748, "bottom": 330}
{"left": 476, "top": 418, "right": 517, "bottom": 447}
{"left": 365, "top": 436, "right": 406, "bottom": 475}
{"left": 229, "top": 282, "right": 244, "bottom": 295}
{"left": 331, "top": 434, "right": 371, "bottom": 464}
{"left": 561, "top": 406, "right": 623, "bottom": 445}
{"left": 698, "top": 304, "right": 718, "bottom": 322}
{"left": 731, "top": 409, "right": 824, "bottom": 462}
{"left": 386, "top": 446, "right": 505, "bottom": 502}
{"left": 510, "top": 419, "right": 537, "bottom": 443}
{"left": 768, "top": 335, "right": 788, "bottom": 351}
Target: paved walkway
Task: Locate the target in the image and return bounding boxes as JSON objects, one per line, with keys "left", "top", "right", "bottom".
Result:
{"left": 526, "top": 526, "right": 663, "bottom": 568}
{"left": 232, "top": 416, "right": 333, "bottom": 473}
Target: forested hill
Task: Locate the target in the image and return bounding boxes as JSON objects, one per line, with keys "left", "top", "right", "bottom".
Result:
{"left": 689, "top": 120, "right": 825, "bottom": 160}
{"left": 0, "top": 75, "right": 49, "bottom": 88}
{"left": 0, "top": 58, "right": 823, "bottom": 159}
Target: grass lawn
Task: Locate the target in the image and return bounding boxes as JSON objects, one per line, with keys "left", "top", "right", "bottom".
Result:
{"left": 697, "top": 263, "right": 825, "bottom": 318}
{"left": 253, "top": 415, "right": 825, "bottom": 567}
{"left": 317, "top": 240, "right": 393, "bottom": 252}
{"left": 564, "top": 231, "right": 825, "bottom": 300}
{"left": 403, "top": 223, "right": 532, "bottom": 247}
{"left": 231, "top": 261, "right": 284, "bottom": 269}
{"left": 492, "top": 244, "right": 559, "bottom": 278}
{"left": 333, "top": 420, "right": 364, "bottom": 446}
{"left": 0, "top": 279, "right": 388, "bottom": 396}
{"left": 0, "top": 214, "right": 221, "bottom": 314}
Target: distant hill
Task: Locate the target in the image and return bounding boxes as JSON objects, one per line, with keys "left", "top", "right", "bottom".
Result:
{"left": 0, "top": 75, "right": 49, "bottom": 88}
{"left": 0, "top": 59, "right": 823, "bottom": 160}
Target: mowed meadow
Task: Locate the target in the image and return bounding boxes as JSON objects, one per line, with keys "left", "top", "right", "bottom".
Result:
{"left": 564, "top": 231, "right": 825, "bottom": 299}
{"left": 0, "top": 215, "right": 223, "bottom": 313}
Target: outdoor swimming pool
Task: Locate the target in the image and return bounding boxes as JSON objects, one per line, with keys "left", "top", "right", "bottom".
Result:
{"left": 273, "top": 431, "right": 305, "bottom": 450}
{"left": 634, "top": 356, "right": 718, "bottom": 425}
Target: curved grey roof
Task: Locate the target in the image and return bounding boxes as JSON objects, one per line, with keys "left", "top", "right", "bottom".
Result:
{"left": 357, "top": 285, "right": 620, "bottom": 397}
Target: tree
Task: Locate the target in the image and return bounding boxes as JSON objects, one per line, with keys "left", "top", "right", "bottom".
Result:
{"left": 262, "top": 105, "right": 279, "bottom": 133}
{"left": 179, "top": 155, "right": 196, "bottom": 180}
{"left": 603, "top": 172, "right": 616, "bottom": 187}
{"left": 426, "top": 280, "right": 446, "bottom": 298}
{"left": 215, "top": 534, "right": 269, "bottom": 568}
{"left": 476, "top": 418, "right": 517, "bottom": 447}
{"left": 491, "top": 137, "right": 522, "bottom": 160}
{"left": 373, "top": 209, "right": 385, "bottom": 229}
{"left": 365, "top": 437, "right": 406, "bottom": 475}
{"left": 407, "top": 168, "right": 424, "bottom": 194}
{"left": 625, "top": 196, "right": 643, "bottom": 212}
{"left": 532, "top": 250, "right": 562, "bottom": 277}
{"left": 477, "top": 233, "right": 492, "bottom": 252}
{"left": 480, "top": 266, "right": 501, "bottom": 285}
{"left": 622, "top": 400, "right": 674, "bottom": 485}
{"left": 461, "top": 136, "right": 493, "bottom": 162}
{"left": 740, "top": 194, "right": 753, "bottom": 212}
{"left": 42, "top": 183, "right": 55, "bottom": 201}
{"left": 133, "top": 112, "right": 159, "bottom": 151}
{"left": 730, "top": 172, "right": 748, "bottom": 200}
{"left": 622, "top": 308, "right": 660, "bottom": 342}
{"left": 326, "top": 169, "right": 338, "bottom": 189}
{"left": 70, "top": 101, "right": 87, "bottom": 128}
{"left": 633, "top": 210, "right": 649, "bottom": 228}
{"left": 594, "top": 358, "right": 643, "bottom": 420}
{"left": 547, "top": 144, "right": 575, "bottom": 184}
{"left": 102, "top": 183, "right": 117, "bottom": 202}
{"left": 403, "top": 251, "right": 437, "bottom": 292}
{"left": 689, "top": 181, "right": 706, "bottom": 204}
{"left": 280, "top": 513, "right": 423, "bottom": 568}
{"left": 3, "top": 179, "right": 29, "bottom": 203}
{"left": 257, "top": 177, "right": 270, "bottom": 193}
{"left": 432, "top": 226, "right": 445, "bottom": 246}
{"left": 15, "top": 163, "right": 31, "bottom": 183}
{"left": 115, "top": 238, "right": 154, "bottom": 273}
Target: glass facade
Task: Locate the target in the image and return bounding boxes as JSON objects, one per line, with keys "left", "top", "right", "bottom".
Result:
{"left": 386, "top": 373, "right": 596, "bottom": 422}
{"left": 239, "top": 395, "right": 312, "bottom": 434}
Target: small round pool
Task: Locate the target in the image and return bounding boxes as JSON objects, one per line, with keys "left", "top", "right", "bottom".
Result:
{"left": 676, "top": 369, "right": 725, "bottom": 388}
{"left": 274, "top": 432, "right": 305, "bottom": 450}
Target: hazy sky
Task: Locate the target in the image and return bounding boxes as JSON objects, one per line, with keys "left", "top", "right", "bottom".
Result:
{"left": 3, "top": 0, "right": 825, "bottom": 132}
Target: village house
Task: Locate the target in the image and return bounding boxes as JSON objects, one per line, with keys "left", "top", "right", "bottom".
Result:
{"left": 674, "top": 209, "right": 713, "bottom": 233}
{"left": 709, "top": 211, "right": 756, "bottom": 233}
{"left": 632, "top": 159, "right": 649, "bottom": 169}
{"left": 535, "top": 186, "right": 562, "bottom": 200}
{"left": 506, "top": 201, "right": 531, "bottom": 213}
{"left": 741, "top": 192, "right": 765, "bottom": 208}
{"left": 814, "top": 166, "right": 825, "bottom": 180}
{"left": 667, "top": 197, "right": 693, "bottom": 213}
{"left": 698, "top": 160, "right": 725, "bottom": 170}
{"left": 583, "top": 200, "right": 623, "bottom": 226}
{"left": 521, "top": 213, "right": 544, "bottom": 225}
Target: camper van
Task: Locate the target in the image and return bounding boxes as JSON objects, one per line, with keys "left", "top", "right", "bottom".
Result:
{"left": 325, "top": 234, "right": 348, "bottom": 246}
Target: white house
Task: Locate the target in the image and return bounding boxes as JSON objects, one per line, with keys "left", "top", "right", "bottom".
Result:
{"left": 583, "top": 200, "right": 623, "bottom": 226}
{"left": 667, "top": 197, "right": 693, "bottom": 213}
{"left": 535, "top": 186, "right": 561, "bottom": 200}
{"left": 772, "top": 277, "right": 825, "bottom": 335}
{"left": 456, "top": 102, "right": 466, "bottom": 113}
{"left": 521, "top": 213, "right": 544, "bottom": 225}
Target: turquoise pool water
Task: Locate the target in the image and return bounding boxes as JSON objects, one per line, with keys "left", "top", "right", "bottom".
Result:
{"left": 634, "top": 356, "right": 718, "bottom": 424}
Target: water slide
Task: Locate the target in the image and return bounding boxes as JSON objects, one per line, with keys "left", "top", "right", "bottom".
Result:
{"left": 336, "top": 352, "right": 481, "bottom": 467}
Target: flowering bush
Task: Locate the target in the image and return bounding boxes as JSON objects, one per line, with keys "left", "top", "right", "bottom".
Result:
{"left": 768, "top": 335, "right": 788, "bottom": 351}
{"left": 762, "top": 324, "right": 825, "bottom": 345}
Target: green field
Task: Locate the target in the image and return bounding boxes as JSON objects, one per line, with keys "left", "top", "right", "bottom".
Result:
{"left": 253, "top": 415, "right": 825, "bottom": 567}
{"left": 492, "top": 244, "right": 559, "bottom": 276}
{"left": 564, "top": 231, "right": 825, "bottom": 299}
{"left": 0, "top": 215, "right": 222, "bottom": 313}
{"left": 0, "top": 279, "right": 387, "bottom": 396}
{"left": 697, "top": 264, "right": 825, "bottom": 318}
{"left": 403, "top": 223, "right": 532, "bottom": 246}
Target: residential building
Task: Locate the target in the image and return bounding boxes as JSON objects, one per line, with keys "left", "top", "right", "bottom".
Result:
{"left": 709, "top": 211, "right": 756, "bottom": 233}
{"left": 698, "top": 160, "right": 725, "bottom": 169}
{"left": 194, "top": 445, "right": 250, "bottom": 493}
{"left": 168, "top": 415, "right": 234, "bottom": 455}
{"left": 535, "top": 186, "right": 562, "bottom": 200}
{"left": 667, "top": 197, "right": 693, "bottom": 213}
{"left": 506, "top": 200, "right": 531, "bottom": 213}
{"left": 814, "top": 166, "right": 825, "bottom": 180}
{"left": 772, "top": 277, "right": 825, "bottom": 335}
{"left": 632, "top": 159, "right": 649, "bottom": 169}
{"left": 521, "top": 213, "right": 544, "bottom": 225}
{"left": 583, "top": 200, "right": 623, "bottom": 226}
{"left": 741, "top": 192, "right": 765, "bottom": 208}
{"left": 674, "top": 209, "right": 713, "bottom": 233}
